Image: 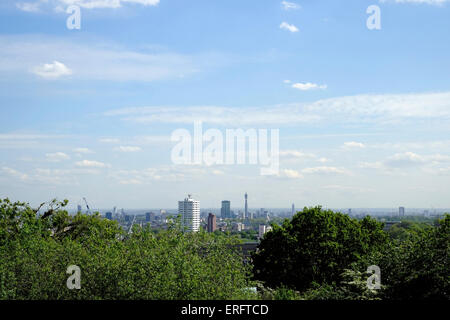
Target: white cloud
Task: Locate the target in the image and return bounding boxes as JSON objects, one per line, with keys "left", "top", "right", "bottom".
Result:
{"left": 17, "top": 0, "right": 160, "bottom": 12}
{"left": 105, "top": 105, "right": 319, "bottom": 125}
{"left": 119, "top": 178, "right": 143, "bottom": 185}
{"left": 292, "top": 82, "right": 327, "bottom": 91}
{"left": 343, "top": 141, "right": 366, "bottom": 149}
{"left": 0, "top": 133, "right": 66, "bottom": 140}
{"left": 60, "top": 0, "right": 159, "bottom": 9}
{"left": 110, "top": 166, "right": 183, "bottom": 184}
{"left": 73, "top": 147, "right": 94, "bottom": 154}
{"left": 32, "top": 61, "right": 72, "bottom": 79}
{"left": 282, "top": 169, "right": 304, "bottom": 179}
{"left": 16, "top": 2, "right": 42, "bottom": 12}
{"left": 301, "top": 166, "right": 349, "bottom": 175}
{"left": 75, "top": 159, "right": 110, "bottom": 168}
{"left": 322, "top": 184, "right": 376, "bottom": 194}
{"left": 1, "top": 166, "right": 101, "bottom": 186}
{"left": 0, "top": 133, "right": 70, "bottom": 149}
{"left": 283, "top": 79, "right": 291, "bottom": 84}
{"left": 359, "top": 152, "right": 450, "bottom": 173}
{"left": 385, "top": 152, "right": 426, "bottom": 167}
{"left": 104, "top": 91, "right": 450, "bottom": 126}
{"left": 114, "top": 146, "right": 142, "bottom": 152}
{"left": 281, "top": 1, "right": 301, "bottom": 10}
{"left": 1, "top": 166, "right": 29, "bottom": 181}
{"left": 0, "top": 35, "right": 224, "bottom": 82}
{"left": 280, "top": 22, "right": 299, "bottom": 33}
{"left": 379, "top": 0, "right": 448, "bottom": 5}
{"left": 99, "top": 138, "right": 120, "bottom": 144}
{"left": 280, "top": 150, "right": 316, "bottom": 159}
{"left": 275, "top": 169, "right": 303, "bottom": 179}
{"left": 359, "top": 161, "right": 384, "bottom": 170}
{"left": 45, "top": 152, "right": 70, "bottom": 162}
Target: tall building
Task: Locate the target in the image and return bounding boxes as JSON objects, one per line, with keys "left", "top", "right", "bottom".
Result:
{"left": 258, "top": 225, "right": 273, "bottom": 240}
{"left": 160, "top": 209, "right": 167, "bottom": 223}
{"left": 232, "top": 222, "right": 244, "bottom": 232}
{"left": 221, "top": 200, "right": 231, "bottom": 218}
{"left": 178, "top": 195, "right": 200, "bottom": 232}
{"left": 244, "top": 193, "right": 248, "bottom": 219}
{"left": 207, "top": 213, "right": 217, "bottom": 233}
{"left": 105, "top": 212, "right": 112, "bottom": 220}
{"left": 399, "top": 207, "right": 405, "bottom": 216}
{"left": 291, "top": 203, "right": 295, "bottom": 216}
{"left": 145, "top": 212, "right": 155, "bottom": 222}
{"left": 77, "top": 204, "right": 82, "bottom": 213}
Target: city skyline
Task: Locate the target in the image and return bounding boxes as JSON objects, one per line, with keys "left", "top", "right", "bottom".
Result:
{"left": 1, "top": 1, "right": 450, "bottom": 208}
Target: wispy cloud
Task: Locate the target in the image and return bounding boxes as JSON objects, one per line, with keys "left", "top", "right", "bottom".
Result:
{"left": 0, "top": 35, "right": 225, "bottom": 82}
{"left": 73, "top": 147, "right": 94, "bottom": 154}
{"left": 0, "top": 133, "right": 71, "bottom": 149}
{"left": 292, "top": 82, "right": 327, "bottom": 91}
{"left": 61, "top": 0, "right": 160, "bottom": 9}
{"left": 280, "top": 169, "right": 304, "bottom": 179}
{"left": 343, "top": 142, "right": 366, "bottom": 149}
{"left": 280, "top": 150, "right": 316, "bottom": 159}
{"left": 104, "top": 91, "right": 450, "bottom": 126}
{"left": 46, "top": 152, "right": 71, "bottom": 162}
{"left": 108, "top": 165, "right": 229, "bottom": 184}
{"left": 281, "top": 1, "right": 301, "bottom": 10}
{"left": 1, "top": 166, "right": 100, "bottom": 186}
{"left": 114, "top": 146, "right": 142, "bottom": 152}
{"left": 75, "top": 159, "right": 110, "bottom": 168}
{"left": 16, "top": 2, "right": 42, "bottom": 12}
{"left": 99, "top": 138, "right": 121, "bottom": 144}
{"left": 16, "top": 0, "right": 160, "bottom": 12}
{"left": 359, "top": 152, "right": 450, "bottom": 174}
{"left": 379, "top": 0, "right": 449, "bottom": 5}
{"left": 301, "top": 166, "right": 349, "bottom": 175}
{"left": 1, "top": 166, "right": 29, "bottom": 181}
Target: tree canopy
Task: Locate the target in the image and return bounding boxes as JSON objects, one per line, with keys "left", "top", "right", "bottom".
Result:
{"left": 0, "top": 198, "right": 256, "bottom": 300}
{"left": 252, "top": 206, "right": 388, "bottom": 291}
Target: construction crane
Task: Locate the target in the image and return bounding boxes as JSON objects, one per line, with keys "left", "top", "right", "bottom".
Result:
{"left": 83, "top": 197, "right": 92, "bottom": 215}
{"left": 128, "top": 215, "right": 136, "bottom": 235}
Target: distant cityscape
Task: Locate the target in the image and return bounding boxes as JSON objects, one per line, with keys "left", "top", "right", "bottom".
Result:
{"left": 70, "top": 193, "right": 448, "bottom": 243}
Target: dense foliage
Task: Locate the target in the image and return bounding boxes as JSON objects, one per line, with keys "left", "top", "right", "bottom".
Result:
{"left": 253, "top": 206, "right": 449, "bottom": 300}
{"left": 363, "top": 215, "right": 449, "bottom": 300}
{"left": 0, "top": 198, "right": 256, "bottom": 300}
{"left": 252, "top": 206, "right": 388, "bottom": 292}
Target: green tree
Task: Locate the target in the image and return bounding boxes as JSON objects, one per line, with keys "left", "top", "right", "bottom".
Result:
{"left": 252, "top": 206, "right": 388, "bottom": 292}
{"left": 0, "top": 198, "right": 257, "bottom": 300}
{"left": 363, "top": 214, "right": 450, "bottom": 300}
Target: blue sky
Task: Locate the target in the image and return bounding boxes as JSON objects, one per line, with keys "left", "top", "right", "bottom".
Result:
{"left": 1, "top": 0, "right": 450, "bottom": 210}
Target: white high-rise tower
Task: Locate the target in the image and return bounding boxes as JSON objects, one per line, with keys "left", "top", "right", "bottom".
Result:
{"left": 244, "top": 192, "right": 248, "bottom": 219}
{"left": 178, "top": 195, "right": 200, "bottom": 232}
